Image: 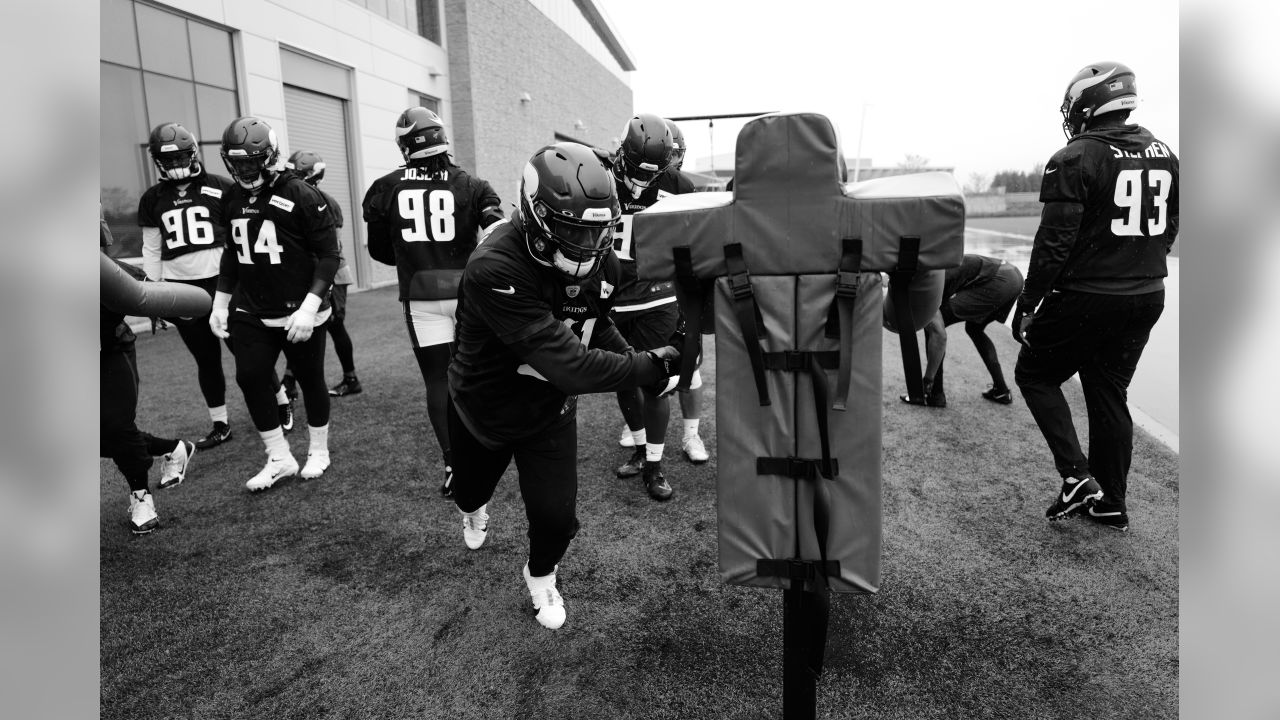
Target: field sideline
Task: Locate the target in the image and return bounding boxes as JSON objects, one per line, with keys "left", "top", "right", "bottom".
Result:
{"left": 101, "top": 281, "right": 1178, "bottom": 719}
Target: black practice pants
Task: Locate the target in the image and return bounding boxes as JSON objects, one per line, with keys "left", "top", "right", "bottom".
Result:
{"left": 100, "top": 345, "right": 177, "bottom": 492}
{"left": 449, "top": 402, "right": 580, "bottom": 577}
{"left": 230, "top": 313, "right": 330, "bottom": 432}
{"left": 1014, "top": 290, "right": 1164, "bottom": 508}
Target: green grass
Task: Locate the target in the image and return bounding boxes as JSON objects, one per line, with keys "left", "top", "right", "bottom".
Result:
{"left": 102, "top": 285, "right": 1178, "bottom": 719}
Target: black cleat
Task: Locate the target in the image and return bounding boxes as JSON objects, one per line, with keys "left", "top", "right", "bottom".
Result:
{"left": 982, "top": 386, "right": 1014, "bottom": 405}
{"left": 643, "top": 461, "right": 673, "bottom": 501}
{"left": 1085, "top": 501, "right": 1130, "bottom": 532}
{"left": 195, "top": 422, "right": 232, "bottom": 450}
{"left": 616, "top": 448, "right": 645, "bottom": 478}
{"left": 329, "top": 376, "right": 363, "bottom": 397}
{"left": 1046, "top": 475, "right": 1103, "bottom": 520}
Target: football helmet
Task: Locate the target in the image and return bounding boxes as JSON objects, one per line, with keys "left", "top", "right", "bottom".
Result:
{"left": 664, "top": 118, "right": 686, "bottom": 171}
{"left": 220, "top": 116, "right": 279, "bottom": 190}
{"left": 286, "top": 150, "right": 326, "bottom": 186}
{"left": 518, "top": 142, "right": 621, "bottom": 280}
{"left": 1060, "top": 61, "right": 1138, "bottom": 138}
{"left": 396, "top": 106, "right": 449, "bottom": 161}
{"left": 614, "top": 113, "right": 674, "bottom": 197}
{"left": 148, "top": 123, "right": 201, "bottom": 181}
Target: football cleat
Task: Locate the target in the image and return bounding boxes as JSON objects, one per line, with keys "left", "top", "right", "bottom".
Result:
{"left": 129, "top": 490, "right": 159, "bottom": 535}
{"left": 195, "top": 422, "right": 232, "bottom": 450}
{"left": 278, "top": 400, "right": 295, "bottom": 433}
{"left": 982, "top": 386, "right": 1014, "bottom": 405}
{"left": 440, "top": 465, "right": 454, "bottom": 499}
{"left": 300, "top": 451, "right": 330, "bottom": 479}
{"left": 643, "top": 461, "right": 673, "bottom": 501}
{"left": 523, "top": 563, "right": 566, "bottom": 630}
{"left": 461, "top": 504, "right": 489, "bottom": 550}
{"left": 158, "top": 440, "right": 195, "bottom": 490}
{"left": 1085, "top": 502, "right": 1130, "bottom": 532}
{"left": 618, "top": 425, "right": 635, "bottom": 448}
{"left": 328, "top": 376, "right": 363, "bottom": 397}
{"left": 246, "top": 453, "right": 299, "bottom": 492}
{"left": 1046, "top": 475, "right": 1103, "bottom": 520}
{"left": 616, "top": 448, "right": 645, "bottom": 478}
{"left": 681, "top": 434, "right": 709, "bottom": 464}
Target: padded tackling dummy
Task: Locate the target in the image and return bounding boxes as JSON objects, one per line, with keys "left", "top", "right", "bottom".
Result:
{"left": 632, "top": 112, "right": 964, "bottom": 593}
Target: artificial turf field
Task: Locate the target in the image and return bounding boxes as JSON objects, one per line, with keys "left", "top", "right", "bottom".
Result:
{"left": 101, "top": 283, "right": 1178, "bottom": 719}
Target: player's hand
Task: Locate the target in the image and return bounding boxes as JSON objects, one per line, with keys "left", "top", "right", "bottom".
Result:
{"left": 209, "top": 308, "right": 229, "bottom": 339}
{"left": 645, "top": 345, "right": 682, "bottom": 396}
{"left": 1011, "top": 312, "right": 1033, "bottom": 348}
{"left": 285, "top": 293, "right": 324, "bottom": 343}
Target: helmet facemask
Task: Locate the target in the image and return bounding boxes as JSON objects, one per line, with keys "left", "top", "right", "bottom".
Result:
{"left": 518, "top": 151, "right": 620, "bottom": 280}
{"left": 220, "top": 118, "right": 280, "bottom": 191}
{"left": 616, "top": 153, "right": 666, "bottom": 198}
{"left": 153, "top": 148, "right": 200, "bottom": 181}
{"left": 224, "top": 153, "right": 276, "bottom": 190}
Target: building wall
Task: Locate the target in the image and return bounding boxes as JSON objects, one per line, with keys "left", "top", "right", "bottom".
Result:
{"left": 446, "top": 0, "right": 632, "bottom": 204}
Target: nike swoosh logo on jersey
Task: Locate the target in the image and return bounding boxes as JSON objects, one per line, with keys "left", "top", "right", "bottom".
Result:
{"left": 318, "top": 204, "right": 328, "bottom": 212}
{"left": 1044, "top": 167, "right": 1058, "bottom": 174}
{"left": 493, "top": 285, "right": 516, "bottom": 295}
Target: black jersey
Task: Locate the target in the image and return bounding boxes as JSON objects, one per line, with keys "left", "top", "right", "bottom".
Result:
{"left": 220, "top": 174, "right": 340, "bottom": 318}
{"left": 448, "top": 222, "right": 662, "bottom": 448}
{"left": 316, "top": 187, "right": 345, "bottom": 228}
{"left": 1026, "top": 124, "right": 1179, "bottom": 303}
{"left": 942, "top": 255, "right": 1002, "bottom": 298}
{"left": 137, "top": 172, "right": 235, "bottom": 261}
{"left": 611, "top": 178, "right": 683, "bottom": 309}
{"left": 362, "top": 163, "right": 503, "bottom": 301}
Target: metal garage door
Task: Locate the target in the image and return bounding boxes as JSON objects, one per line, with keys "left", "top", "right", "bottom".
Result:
{"left": 282, "top": 85, "right": 390, "bottom": 288}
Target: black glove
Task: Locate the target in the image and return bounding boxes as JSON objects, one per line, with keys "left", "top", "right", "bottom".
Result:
{"left": 1011, "top": 312, "right": 1033, "bottom": 348}
{"left": 644, "top": 345, "right": 682, "bottom": 396}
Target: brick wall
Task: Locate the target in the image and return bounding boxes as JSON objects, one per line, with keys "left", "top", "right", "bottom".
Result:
{"left": 446, "top": 0, "right": 632, "bottom": 204}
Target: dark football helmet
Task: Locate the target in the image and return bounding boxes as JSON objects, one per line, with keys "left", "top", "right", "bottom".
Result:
{"left": 1060, "top": 61, "right": 1138, "bottom": 138}
{"left": 286, "top": 150, "right": 326, "bottom": 186}
{"left": 220, "top": 116, "right": 279, "bottom": 190}
{"left": 396, "top": 106, "right": 449, "bottom": 161}
{"left": 664, "top": 118, "right": 686, "bottom": 171}
{"left": 148, "top": 122, "right": 201, "bottom": 181}
{"left": 518, "top": 142, "right": 621, "bottom": 280}
{"left": 614, "top": 113, "right": 674, "bottom": 197}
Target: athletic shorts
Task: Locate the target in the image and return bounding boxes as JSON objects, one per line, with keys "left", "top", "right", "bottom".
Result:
{"left": 612, "top": 301, "right": 679, "bottom": 352}
{"left": 330, "top": 284, "right": 348, "bottom": 322}
{"left": 944, "top": 262, "right": 1024, "bottom": 326}
{"left": 404, "top": 299, "right": 458, "bottom": 348}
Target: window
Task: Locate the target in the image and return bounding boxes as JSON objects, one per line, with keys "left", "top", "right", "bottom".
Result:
{"left": 416, "top": 0, "right": 441, "bottom": 44}
{"left": 99, "top": 1, "right": 238, "bottom": 258}
{"left": 411, "top": 92, "right": 440, "bottom": 115}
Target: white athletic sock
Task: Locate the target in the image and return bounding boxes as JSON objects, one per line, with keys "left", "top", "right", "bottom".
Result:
{"left": 645, "top": 442, "right": 664, "bottom": 463}
{"left": 631, "top": 429, "right": 647, "bottom": 447}
{"left": 259, "top": 427, "right": 290, "bottom": 458}
{"left": 308, "top": 423, "right": 329, "bottom": 455}
{"left": 209, "top": 405, "right": 228, "bottom": 424}
{"left": 682, "top": 418, "right": 700, "bottom": 439}
{"left": 275, "top": 385, "right": 288, "bottom": 405}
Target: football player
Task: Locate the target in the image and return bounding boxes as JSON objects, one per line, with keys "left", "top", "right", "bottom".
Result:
{"left": 284, "top": 151, "right": 362, "bottom": 398}
{"left": 138, "top": 123, "right": 293, "bottom": 448}
{"left": 1013, "top": 62, "right": 1179, "bottom": 532}
{"left": 362, "top": 107, "right": 504, "bottom": 497}
{"left": 210, "top": 117, "right": 341, "bottom": 491}
{"left": 607, "top": 113, "right": 681, "bottom": 500}
{"left": 101, "top": 212, "right": 201, "bottom": 534}
{"left": 900, "top": 254, "right": 1024, "bottom": 408}
{"left": 448, "top": 141, "right": 680, "bottom": 630}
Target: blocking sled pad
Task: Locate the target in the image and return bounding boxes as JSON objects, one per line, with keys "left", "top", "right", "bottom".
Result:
{"left": 632, "top": 112, "right": 965, "bottom": 592}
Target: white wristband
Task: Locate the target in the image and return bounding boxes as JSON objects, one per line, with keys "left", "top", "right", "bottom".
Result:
{"left": 299, "top": 292, "right": 323, "bottom": 315}
{"left": 212, "top": 291, "right": 232, "bottom": 312}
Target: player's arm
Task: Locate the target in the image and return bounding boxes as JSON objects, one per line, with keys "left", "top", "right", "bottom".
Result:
{"left": 1019, "top": 155, "right": 1083, "bottom": 313}
{"left": 475, "top": 179, "right": 505, "bottom": 232}
{"left": 362, "top": 181, "right": 395, "bottom": 265}
{"left": 136, "top": 191, "right": 163, "bottom": 280}
{"left": 301, "top": 190, "right": 341, "bottom": 299}
{"left": 1165, "top": 161, "right": 1180, "bottom": 252}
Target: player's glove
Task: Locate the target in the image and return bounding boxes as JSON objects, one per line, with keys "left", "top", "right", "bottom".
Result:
{"left": 209, "top": 291, "right": 231, "bottom": 339}
{"left": 285, "top": 293, "right": 324, "bottom": 343}
{"left": 644, "top": 345, "right": 682, "bottom": 397}
{"left": 1011, "top": 310, "right": 1034, "bottom": 348}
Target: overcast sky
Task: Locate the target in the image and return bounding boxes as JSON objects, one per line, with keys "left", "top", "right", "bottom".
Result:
{"left": 593, "top": 0, "right": 1180, "bottom": 185}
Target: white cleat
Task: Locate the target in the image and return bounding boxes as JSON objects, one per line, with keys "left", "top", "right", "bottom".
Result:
{"left": 246, "top": 453, "right": 299, "bottom": 492}
{"left": 523, "top": 563, "right": 566, "bottom": 630}
{"left": 461, "top": 504, "right": 489, "bottom": 550}
{"left": 158, "top": 440, "right": 195, "bottom": 489}
{"left": 129, "top": 490, "right": 159, "bottom": 534}
{"left": 682, "top": 434, "right": 709, "bottom": 464}
{"left": 301, "top": 451, "right": 330, "bottom": 479}
{"left": 618, "top": 424, "right": 635, "bottom": 448}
